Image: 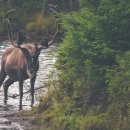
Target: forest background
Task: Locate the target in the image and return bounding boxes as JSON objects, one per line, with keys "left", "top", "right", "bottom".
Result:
{"left": 0, "top": 0, "right": 130, "bottom": 130}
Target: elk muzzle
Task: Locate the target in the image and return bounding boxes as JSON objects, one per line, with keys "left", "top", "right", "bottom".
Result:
{"left": 27, "top": 67, "right": 36, "bottom": 79}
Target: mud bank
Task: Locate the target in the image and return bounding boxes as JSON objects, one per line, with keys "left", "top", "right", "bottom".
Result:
{"left": 2, "top": 110, "right": 37, "bottom": 130}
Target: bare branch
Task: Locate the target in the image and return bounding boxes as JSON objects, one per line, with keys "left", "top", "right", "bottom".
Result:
{"left": 8, "top": 86, "right": 46, "bottom": 98}
{"left": 49, "top": 4, "right": 60, "bottom": 13}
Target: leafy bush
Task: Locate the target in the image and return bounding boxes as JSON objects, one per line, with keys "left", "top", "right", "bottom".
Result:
{"left": 32, "top": 0, "right": 130, "bottom": 130}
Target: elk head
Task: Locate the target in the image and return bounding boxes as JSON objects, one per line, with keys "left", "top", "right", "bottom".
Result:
{"left": 17, "top": 30, "right": 27, "bottom": 47}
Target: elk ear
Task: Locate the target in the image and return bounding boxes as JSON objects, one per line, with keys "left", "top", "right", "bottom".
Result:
{"left": 17, "top": 30, "right": 26, "bottom": 46}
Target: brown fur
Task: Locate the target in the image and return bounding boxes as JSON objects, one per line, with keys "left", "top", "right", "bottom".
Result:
{"left": 1, "top": 44, "right": 37, "bottom": 81}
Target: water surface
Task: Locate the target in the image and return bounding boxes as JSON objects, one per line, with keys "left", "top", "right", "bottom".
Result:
{"left": 0, "top": 41, "right": 57, "bottom": 129}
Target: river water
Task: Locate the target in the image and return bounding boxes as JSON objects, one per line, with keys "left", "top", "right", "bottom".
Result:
{"left": 0, "top": 41, "right": 57, "bottom": 130}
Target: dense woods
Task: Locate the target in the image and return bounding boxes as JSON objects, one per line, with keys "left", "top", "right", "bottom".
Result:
{"left": 0, "top": 0, "right": 79, "bottom": 36}
{"left": 1, "top": 0, "right": 130, "bottom": 130}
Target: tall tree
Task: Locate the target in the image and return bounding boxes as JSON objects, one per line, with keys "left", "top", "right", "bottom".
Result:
{"left": 42, "top": 0, "right": 48, "bottom": 15}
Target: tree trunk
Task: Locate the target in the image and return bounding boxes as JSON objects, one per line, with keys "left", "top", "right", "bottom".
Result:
{"left": 42, "top": 0, "right": 49, "bottom": 15}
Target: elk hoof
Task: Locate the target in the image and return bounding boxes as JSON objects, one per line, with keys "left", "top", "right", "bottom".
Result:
{"left": 19, "top": 105, "right": 22, "bottom": 110}
{"left": 30, "top": 104, "right": 33, "bottom": 107}
{"left": 3, "top": 100, "right": 7, "bottom": 105}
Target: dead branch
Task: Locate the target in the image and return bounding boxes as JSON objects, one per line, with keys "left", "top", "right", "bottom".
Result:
{"left": 8, "top": 86, "right": 46, "bottom": 98}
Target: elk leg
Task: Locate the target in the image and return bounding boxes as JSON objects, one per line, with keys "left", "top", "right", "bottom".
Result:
{"left": 0, "top": 72, "right": 6, "bottom": 87}
{"left": 19, "top": 80, "right": 23, "bottom": 110}
{"left": 30, "top": 74, "right": 36, "bottom": 106}
{"left": 3, "top": 78, "right": 14, "bottom": 104}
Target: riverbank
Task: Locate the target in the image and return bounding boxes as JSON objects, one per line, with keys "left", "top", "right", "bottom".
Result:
{"left": 3, "top": 109, "right": 39, "bottom": 130}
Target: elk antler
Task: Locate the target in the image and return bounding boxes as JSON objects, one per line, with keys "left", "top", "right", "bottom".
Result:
{"left": 48, "top": 24, "right": 60, "bottom": 46}
{"left": 4, "top": 9, "right": 15, "bottom": 19}
{"left": 49, "top": 4, "right": 60, "bottom": 14}
{"left": 3, "top": 9, "right": 16, "bottom": 47}
{"left": 4, "top": 9, "right": 27, "bottom": 48}
{"left": 47, "top": 4, "right": 61, "bottom": 46}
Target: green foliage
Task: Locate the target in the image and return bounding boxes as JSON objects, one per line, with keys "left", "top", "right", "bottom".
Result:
{"left": 0, "top": 0, "right": 44, "bottom": 32}
{"left": 98, "top": 0, "right": 130, "bottom": 51}
{"left": 0, "top": 0, "right": 80, "bottom": 34}
{"left": 57, "top": 8, "right": 116, "bottom": 108}
{"left": 79, "top": 113, "right": 108, "bottom": 130}
{"left": 26, "top": 14, "right": 56, "bottom": 31}
{"left": 28, "top": 0, "right": 130, "bottom": 130}
{"left": 106, "top": 52, "right": 130, "bottom": 102}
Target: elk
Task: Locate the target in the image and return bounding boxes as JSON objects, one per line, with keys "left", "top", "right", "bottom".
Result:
{"left": 0, "top": 6, "right": 60, "bottom": 110}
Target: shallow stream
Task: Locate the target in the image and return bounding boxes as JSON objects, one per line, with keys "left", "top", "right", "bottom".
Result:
{"left": 0, "top": 41, "right": 57, "bottom": 130}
